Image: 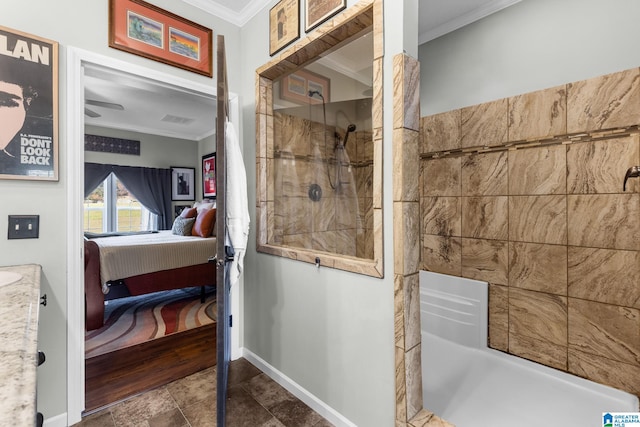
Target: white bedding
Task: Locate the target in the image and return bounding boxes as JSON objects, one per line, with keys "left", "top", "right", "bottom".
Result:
{"left": 92, "top": 231, "right": 216, "bottom": 284}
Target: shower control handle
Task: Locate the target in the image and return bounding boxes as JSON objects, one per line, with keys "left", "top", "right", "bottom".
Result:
{"left": 623, "top": 166, "right": 640, "bottom": 191}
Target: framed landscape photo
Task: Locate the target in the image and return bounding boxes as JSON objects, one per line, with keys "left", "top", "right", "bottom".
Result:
{"left": 109, "top": 0, "right": 213, "bottom": 77}
{"left": 269, "top": 0, "right": 299, "bottom": 56}
{"left": 0, "top": 26, "right": 59, "bottom": 181}
{"left": 280, "top": 69, "right": 330, "bottom": 104}
{"left": 202, "top": 153, "right": 216, "bottom": 199}
{"left": 305, "top": 0, "right": 346, "bottom": 32}
{"left": 171, "top": 166, "right": 195, "bottom": 201}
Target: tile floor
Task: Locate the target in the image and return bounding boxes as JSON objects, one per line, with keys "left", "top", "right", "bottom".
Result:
{"left": 75, "top": 358, "right": 334, "bottom": 427}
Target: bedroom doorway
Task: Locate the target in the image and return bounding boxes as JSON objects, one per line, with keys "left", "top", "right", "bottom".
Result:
{"left": 66, "top": 47, "right": 227, "bottom": 424}
{"left": 82, "top": 61, "right": 217, "bottom": 411}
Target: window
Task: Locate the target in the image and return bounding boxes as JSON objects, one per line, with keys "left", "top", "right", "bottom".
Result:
{"left": 84, "top": 173, "right": 157, "bottom": 233}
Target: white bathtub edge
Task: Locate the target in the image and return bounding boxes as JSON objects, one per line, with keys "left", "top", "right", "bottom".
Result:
{"left": 419, "top": 270, "right": 640, "bottom": 423}
{"left": 483, "top": 344, "right": 640, "bottom": 410}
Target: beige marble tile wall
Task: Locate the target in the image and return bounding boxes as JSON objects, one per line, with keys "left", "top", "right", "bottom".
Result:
{"left": 420, "top": 67, "right": 640, "bottom": 398}
{"left": 272, "top": 112, "right": 374, "bottom": 258}
{"left": 394, "top": 53, "right": 443, "bottom": 427}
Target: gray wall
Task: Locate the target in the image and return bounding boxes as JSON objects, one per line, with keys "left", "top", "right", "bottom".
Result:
{"left": 84, "top": 126, "right": 202, "bottom": 209}
{"left": 1, "top": 1, "right": 238, "bottom": 420}
{"left": 84, "top": 126, "right": 199, "bottom": 168}
{"left": 2, "top": 0, "right": 398, "bottom": 424}
{"left": 419, "top": 0, "right": 640, "bottom": 116}
{"left": 239, "top": 1, "right": 397, "bottom": 426}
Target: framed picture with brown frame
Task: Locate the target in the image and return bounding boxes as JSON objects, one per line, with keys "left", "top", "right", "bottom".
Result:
{"left": 109, "top": 0, "right": 213, "bottom": 77}
{"left": 280, "top": 69, "right": 330, "bottom": 105}
{"left": 269, "top": 0, "right": 300, "bottom": 56}
{"left": 305, "top": 0, "right": 346, "bottom": 32}
{"left": 0, "top": 25, "right": 59, "bottom": 181}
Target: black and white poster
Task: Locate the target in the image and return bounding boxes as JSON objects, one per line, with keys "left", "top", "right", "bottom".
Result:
{"left": 0, "top": 25, "right": 58, "bottom": 180}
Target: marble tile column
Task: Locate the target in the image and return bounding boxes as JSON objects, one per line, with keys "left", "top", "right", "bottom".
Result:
{"left": 393, "top": 52, "right": 420, "bottom": 425}
{"left": 393, "top": 53, "right": 435, "bottom": 427}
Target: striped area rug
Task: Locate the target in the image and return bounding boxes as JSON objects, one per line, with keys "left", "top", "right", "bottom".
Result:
{"left": 85, "top": 287, "right": 216, "bottom": 359}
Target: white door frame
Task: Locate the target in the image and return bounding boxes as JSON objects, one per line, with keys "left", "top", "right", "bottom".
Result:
{"left": 66, "top": 47, "right": 240, "bottom": 425}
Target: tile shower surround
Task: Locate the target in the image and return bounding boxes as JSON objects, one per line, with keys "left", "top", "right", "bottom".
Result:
{"left": 272, "top": 112, "right": 374, "bottom": 259}
{"left": 420, "top": 67, "right": 640, "bottom": 398}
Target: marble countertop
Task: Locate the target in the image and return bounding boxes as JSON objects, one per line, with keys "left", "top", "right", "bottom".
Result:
{"left": 0, "top": 264, "right": 42, "bottom": 425}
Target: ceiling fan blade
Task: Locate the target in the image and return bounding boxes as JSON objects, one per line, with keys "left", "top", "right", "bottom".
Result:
{"left": 85, "top": 99, "right": 125, "bottom": 110}
{"left": 84, "top": 107, "right": 101, "bottom": 118}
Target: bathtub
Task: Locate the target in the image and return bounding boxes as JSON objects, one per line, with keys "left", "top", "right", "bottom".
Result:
{"left": 419, "top": 271, "right": 639, "bottom": 427}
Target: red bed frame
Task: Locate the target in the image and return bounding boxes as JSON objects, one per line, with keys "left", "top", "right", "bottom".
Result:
{"left": 84, "top": 239, "right": 216, "bottom": 330}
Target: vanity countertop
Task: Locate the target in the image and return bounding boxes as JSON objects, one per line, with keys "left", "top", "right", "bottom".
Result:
{"left": 0, "top": 264, "right": 42, "bottom": 425}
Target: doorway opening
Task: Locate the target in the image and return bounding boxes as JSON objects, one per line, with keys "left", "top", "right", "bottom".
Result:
{"left": 66, "top": 48, "right": 220, "bottom": 424}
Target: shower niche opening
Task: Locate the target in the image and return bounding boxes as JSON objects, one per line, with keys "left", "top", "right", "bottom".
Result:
{"left": 255, "top": 1, "right": 383, "bottom": 277}
{"left": 273, "top": 94, "right": 374, "bottom": 259}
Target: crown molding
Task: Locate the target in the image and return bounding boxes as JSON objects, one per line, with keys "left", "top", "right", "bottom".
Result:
{"left": 419, "top": 0, "right": 522, "bottom": 45}
{"left": 182, "top": 0, "right": 272, "bottom": 27}
{"left": 316, "top": 56, "right": 373, "bottom": 87}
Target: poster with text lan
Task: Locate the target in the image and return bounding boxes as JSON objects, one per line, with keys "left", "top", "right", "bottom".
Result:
{"left": 0, "top": 25, "right": 58, "bottom": 181}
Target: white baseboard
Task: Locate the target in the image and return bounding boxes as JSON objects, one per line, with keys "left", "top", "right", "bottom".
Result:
{"left": 43, "top": 412, "right": 67, "bottom": 427}
{"left": 241, "top": 349, "right": 357, "bottom": 427}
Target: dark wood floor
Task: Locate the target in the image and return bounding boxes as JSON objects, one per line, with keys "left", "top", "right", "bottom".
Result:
{"left": 85, "top": 322, "right": 217, "bottom": 412}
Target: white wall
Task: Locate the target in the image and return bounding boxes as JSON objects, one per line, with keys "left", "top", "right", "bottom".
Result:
{"left": 238, "top": 1, "right": 398, "bottom": 425}
{"left": 1, "top": 1, "right": 238, "bottom": 421}
{"left": 419, "top": 0, "right": 640, "bottom": 116}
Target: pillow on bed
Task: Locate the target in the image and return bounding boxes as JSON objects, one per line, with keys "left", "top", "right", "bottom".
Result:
{"left": 194, "top": 200, "right": 216, "bottom": 214}
{"left": 171, "top": 217, "right": 196, "bottom": 236}
{"left": 179, "top": 207, "right": 197, "bottom": 218}
{"left": 192, "top": 208, "right": 216, "bottom": 237}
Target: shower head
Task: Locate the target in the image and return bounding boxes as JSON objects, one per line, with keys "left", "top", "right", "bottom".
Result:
{"left": 340, "top": 124, "right": 357, "bottom": 148}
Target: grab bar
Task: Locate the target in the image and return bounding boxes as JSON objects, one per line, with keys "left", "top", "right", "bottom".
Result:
{"left": 623, "top": 166, "right": 640, "bottom": 191}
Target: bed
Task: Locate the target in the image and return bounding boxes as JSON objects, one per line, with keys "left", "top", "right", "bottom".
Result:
{"left": 84, "top": 230, "right": 217, "bottom": 330}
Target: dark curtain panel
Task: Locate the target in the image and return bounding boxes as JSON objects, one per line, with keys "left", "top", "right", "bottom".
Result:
{"left": 84, "top": 162, "right": 173, "bottom": 230}
{"left": 84, "top": 163, "right": 112, "bottom": 198}
{"left": 112, "top": 165, "right": 172, "bottom": 230}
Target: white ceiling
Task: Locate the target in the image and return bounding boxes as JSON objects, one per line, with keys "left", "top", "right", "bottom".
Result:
{"left": 83, "top": 64, "right": 217, "bottom": 140}
{"left": 84, "top": 0, "right": 520, "bottom": 140}
{"left": 185, "top": 0, "right": 522, "bottom": 42}
{"left": 417, "top": 0, "right": 521, "bottom": 44}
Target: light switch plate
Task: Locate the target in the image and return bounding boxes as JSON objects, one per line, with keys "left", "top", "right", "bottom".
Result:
{"left": 8, "top": 215, "right": 39, "bottom": 239}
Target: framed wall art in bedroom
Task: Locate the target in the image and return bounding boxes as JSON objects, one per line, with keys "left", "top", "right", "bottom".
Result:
{"left": 173, "top": 204, "right": 191, "bottom": 219}
{"left": 171, "top": 166, "right": 195, "bottom": 201}
{"left": 202, "top": 153, "right": 216, "bottom": 199}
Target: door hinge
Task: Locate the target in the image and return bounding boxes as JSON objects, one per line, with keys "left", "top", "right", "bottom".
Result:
{"left": 229, "top": 314, "right": 232, "bottom": 327}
